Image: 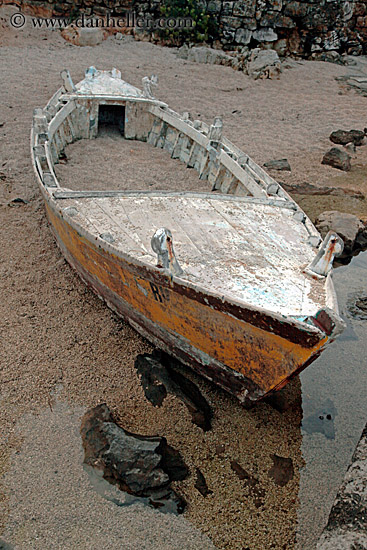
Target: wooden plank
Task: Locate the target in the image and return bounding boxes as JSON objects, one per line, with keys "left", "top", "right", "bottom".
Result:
{"left": 178, "top": 136, "right": 193, "bottom": 165}
{"left": 171, "top": 132, "right": 185, "bottom": 159}
{"left": 156, "top": 121, "right": 168, "bottom": 149}
{"left": 125, "top": 102, "right": 154, "bottom": 141}
{"left": 62, "top": 200, "right": 102, "bottom": 237}
{"left": 95, "top": 198, "right": 151, "bottom": 255}
{"left": 52, "top": 189, "right": 297, "bottom": 210}
{"left": 102, "top": 197, "right": 153, "bottom": 255}
{"left": 48, "top": 100, "right": 76, "bottom": 139}
{"left": 217, "top": 168, "right": 233, "bottom": 193}
{"left": 142, "top": 197, "right": 204, "bottom": 259}
{"left": 89, "top": 100, "right": 99, "bottom": 139}
{"left": 44, "top": 141, "right": 59, "bottom": 186}
{"left": 162, "top": 126, "right": 179, "bottom": 154}
{"left": 149, "top": 105, "right": 208, "bottom": 147}
{"left": 62, "top": 93, "right": 167, "bottom": 109}
{"left": 228, "top": 178, "right": 241, "bottom": 196}
{"left": 219, "top": 151, "right": 266, "bottom": 198}
{"left": 187, "top": 142, "right": 205, "bottom": 171}
{"left": 147, "top": 117, "right": 163, "bottom": 147}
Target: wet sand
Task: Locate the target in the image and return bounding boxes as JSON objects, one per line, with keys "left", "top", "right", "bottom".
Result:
{"left": 1, "top": 5, "right": 367, "bottom": 550}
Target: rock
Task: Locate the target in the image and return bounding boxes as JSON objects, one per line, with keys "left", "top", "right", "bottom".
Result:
{"left": 280, "top": 181, "right": 364, "bottom": 199}
{"left": 315, "top": 210, "right": 367, "bottom": 260}
{"left": 329, "top": 130, "right": 353, "bottom": 145}
{"left": 321, "top": 148, "right": 351, "bottom": 171}
{"left": 263, "top": 158, "right": 291, "bottom": 171}
{"left": 61, "top": 25, "right": 107, "bottom": 47}
{"left": 215, "top": 444, "right": 225, "bottom": 456}
{"left": 135, "top": 352, "right": 213, "bottom": 431}
{"left": 343, "top": 143, "right": 356, "bottom": 157}
{"left": 80, "top": 404, "right": 188, "bottom": 512}
{"left": 253, "top": 27, "right": 278, "bottom": 42}
{"left": 347, "top": 292, "right": 367, "bottom": 320}
{"left": 330, "top": 129, "right": 365, "bottom": 146}
{"left": 8, "top": 197, "right": 29, "bottom": 206}
{"left": 194, "top": 468, "right": 213, "bottom": 497}
{"left": 176, "top": 45, "right": 233, "bottom": 67}
{"left": 235, "top": 28, "right": 252, "bottom": 45}
{"left": 273, "top": 38, "right": 289, "bottom": 57}
{"left": 247, "top": 48, "right": 282, "bottom": 79}
{"left": 316, "top": 423, "right": 367, "bottom": 549}
{"left": 268, "top": 455, "right": 294, "bottom": 486}
{"left": 313, "top": 51, "right": 344, "bottom": 65}
{"left": 281, "top": 57, "right": 302, "bottom": 70}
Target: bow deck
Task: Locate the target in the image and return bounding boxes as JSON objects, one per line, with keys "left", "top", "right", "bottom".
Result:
{"left": 53, "top": 190, "right": 326, "bottom": 318}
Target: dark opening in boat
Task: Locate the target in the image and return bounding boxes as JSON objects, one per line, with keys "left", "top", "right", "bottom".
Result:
{"left": 98, "top": 105, "right": 125, "bottom": 136}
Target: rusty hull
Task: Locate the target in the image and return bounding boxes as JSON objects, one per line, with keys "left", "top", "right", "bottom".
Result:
{"left": 45, "top": 201, "right": 328, "bottom": 403}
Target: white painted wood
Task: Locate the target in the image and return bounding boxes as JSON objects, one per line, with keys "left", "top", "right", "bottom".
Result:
{"left": 48, "top": 100, "right": 76, "bottom": 139}
{"left": 219, "top": 151, "right": 266, "bottom": 198}
{"left": 53, "top": 193, "right": 327, "bottom": 317}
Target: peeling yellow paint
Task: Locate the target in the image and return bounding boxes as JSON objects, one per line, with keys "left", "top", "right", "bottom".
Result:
{"left": 48, "top": 205, "right": 328, "bottom": 395}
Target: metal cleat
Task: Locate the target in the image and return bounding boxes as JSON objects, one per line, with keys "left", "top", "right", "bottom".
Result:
{"left": 151, "top": 228, "right": 183, "bottom": 278}
{"left": 305, "top": 231, "right": 344, "bottom": 277}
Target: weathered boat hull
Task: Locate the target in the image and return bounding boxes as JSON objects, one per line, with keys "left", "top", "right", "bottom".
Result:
{"left": 30, "top": 67, "right": 346, "bottom": 404}
{"left": 45, "top": 202, "right": 329, "bottom": 403}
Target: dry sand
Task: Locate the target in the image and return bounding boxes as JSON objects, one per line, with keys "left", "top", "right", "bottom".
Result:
{"left": 1, "top": 5, "right": 367, "bottom": 550}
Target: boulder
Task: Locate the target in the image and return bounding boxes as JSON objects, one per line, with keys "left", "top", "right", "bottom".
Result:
{"left": 61, "top": 25, "right": 107, "bottom": 47}
{"left": 330, "top": 129, "right": 365, "bottom": 146}
{"left": 263, "top": 158, "right": 291, "bottom": 171}
{"left": 253, "top": 28, "right": 278, "bottom": 42}
{"left": 315, "top": 210, "right": 367, "bottom": 259}
{"left": 176, "top": 45, "right": 233, "bottom": 66}
{"left": 80, "top": 404, "right": 188, "bottom": 511}
{"left": 247, "top": 48, "right": 282, "bottom": 79}
{"left": 235, "top": 28, "right": 252, "bottom": 45}
{"left": 321, "top": 148, "right": 351, "bottom": 171}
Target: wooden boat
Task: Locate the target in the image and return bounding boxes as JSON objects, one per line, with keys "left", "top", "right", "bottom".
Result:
{"left": 31, "top": 67, "right": 346, "bottom": 404}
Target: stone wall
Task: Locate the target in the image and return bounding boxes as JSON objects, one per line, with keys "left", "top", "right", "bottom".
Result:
{"left": 7, "top": 0, "right": 367, "bottom": 56}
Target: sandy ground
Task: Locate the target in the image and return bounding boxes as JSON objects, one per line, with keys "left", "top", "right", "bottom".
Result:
{"left": 1, "top": 5, "right": 367, "bottom": 550}
{"left": 56, "top": 127, "right": 214, "bottom": 193}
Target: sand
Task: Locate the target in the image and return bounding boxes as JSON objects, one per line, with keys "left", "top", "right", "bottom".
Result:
{"left": 1, "top": 5, "right": 367, "bottom": 550}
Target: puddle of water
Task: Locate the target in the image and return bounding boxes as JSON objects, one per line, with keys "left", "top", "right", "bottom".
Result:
{"left": 297, "top": 250, "right": 367, "bottom": 549}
